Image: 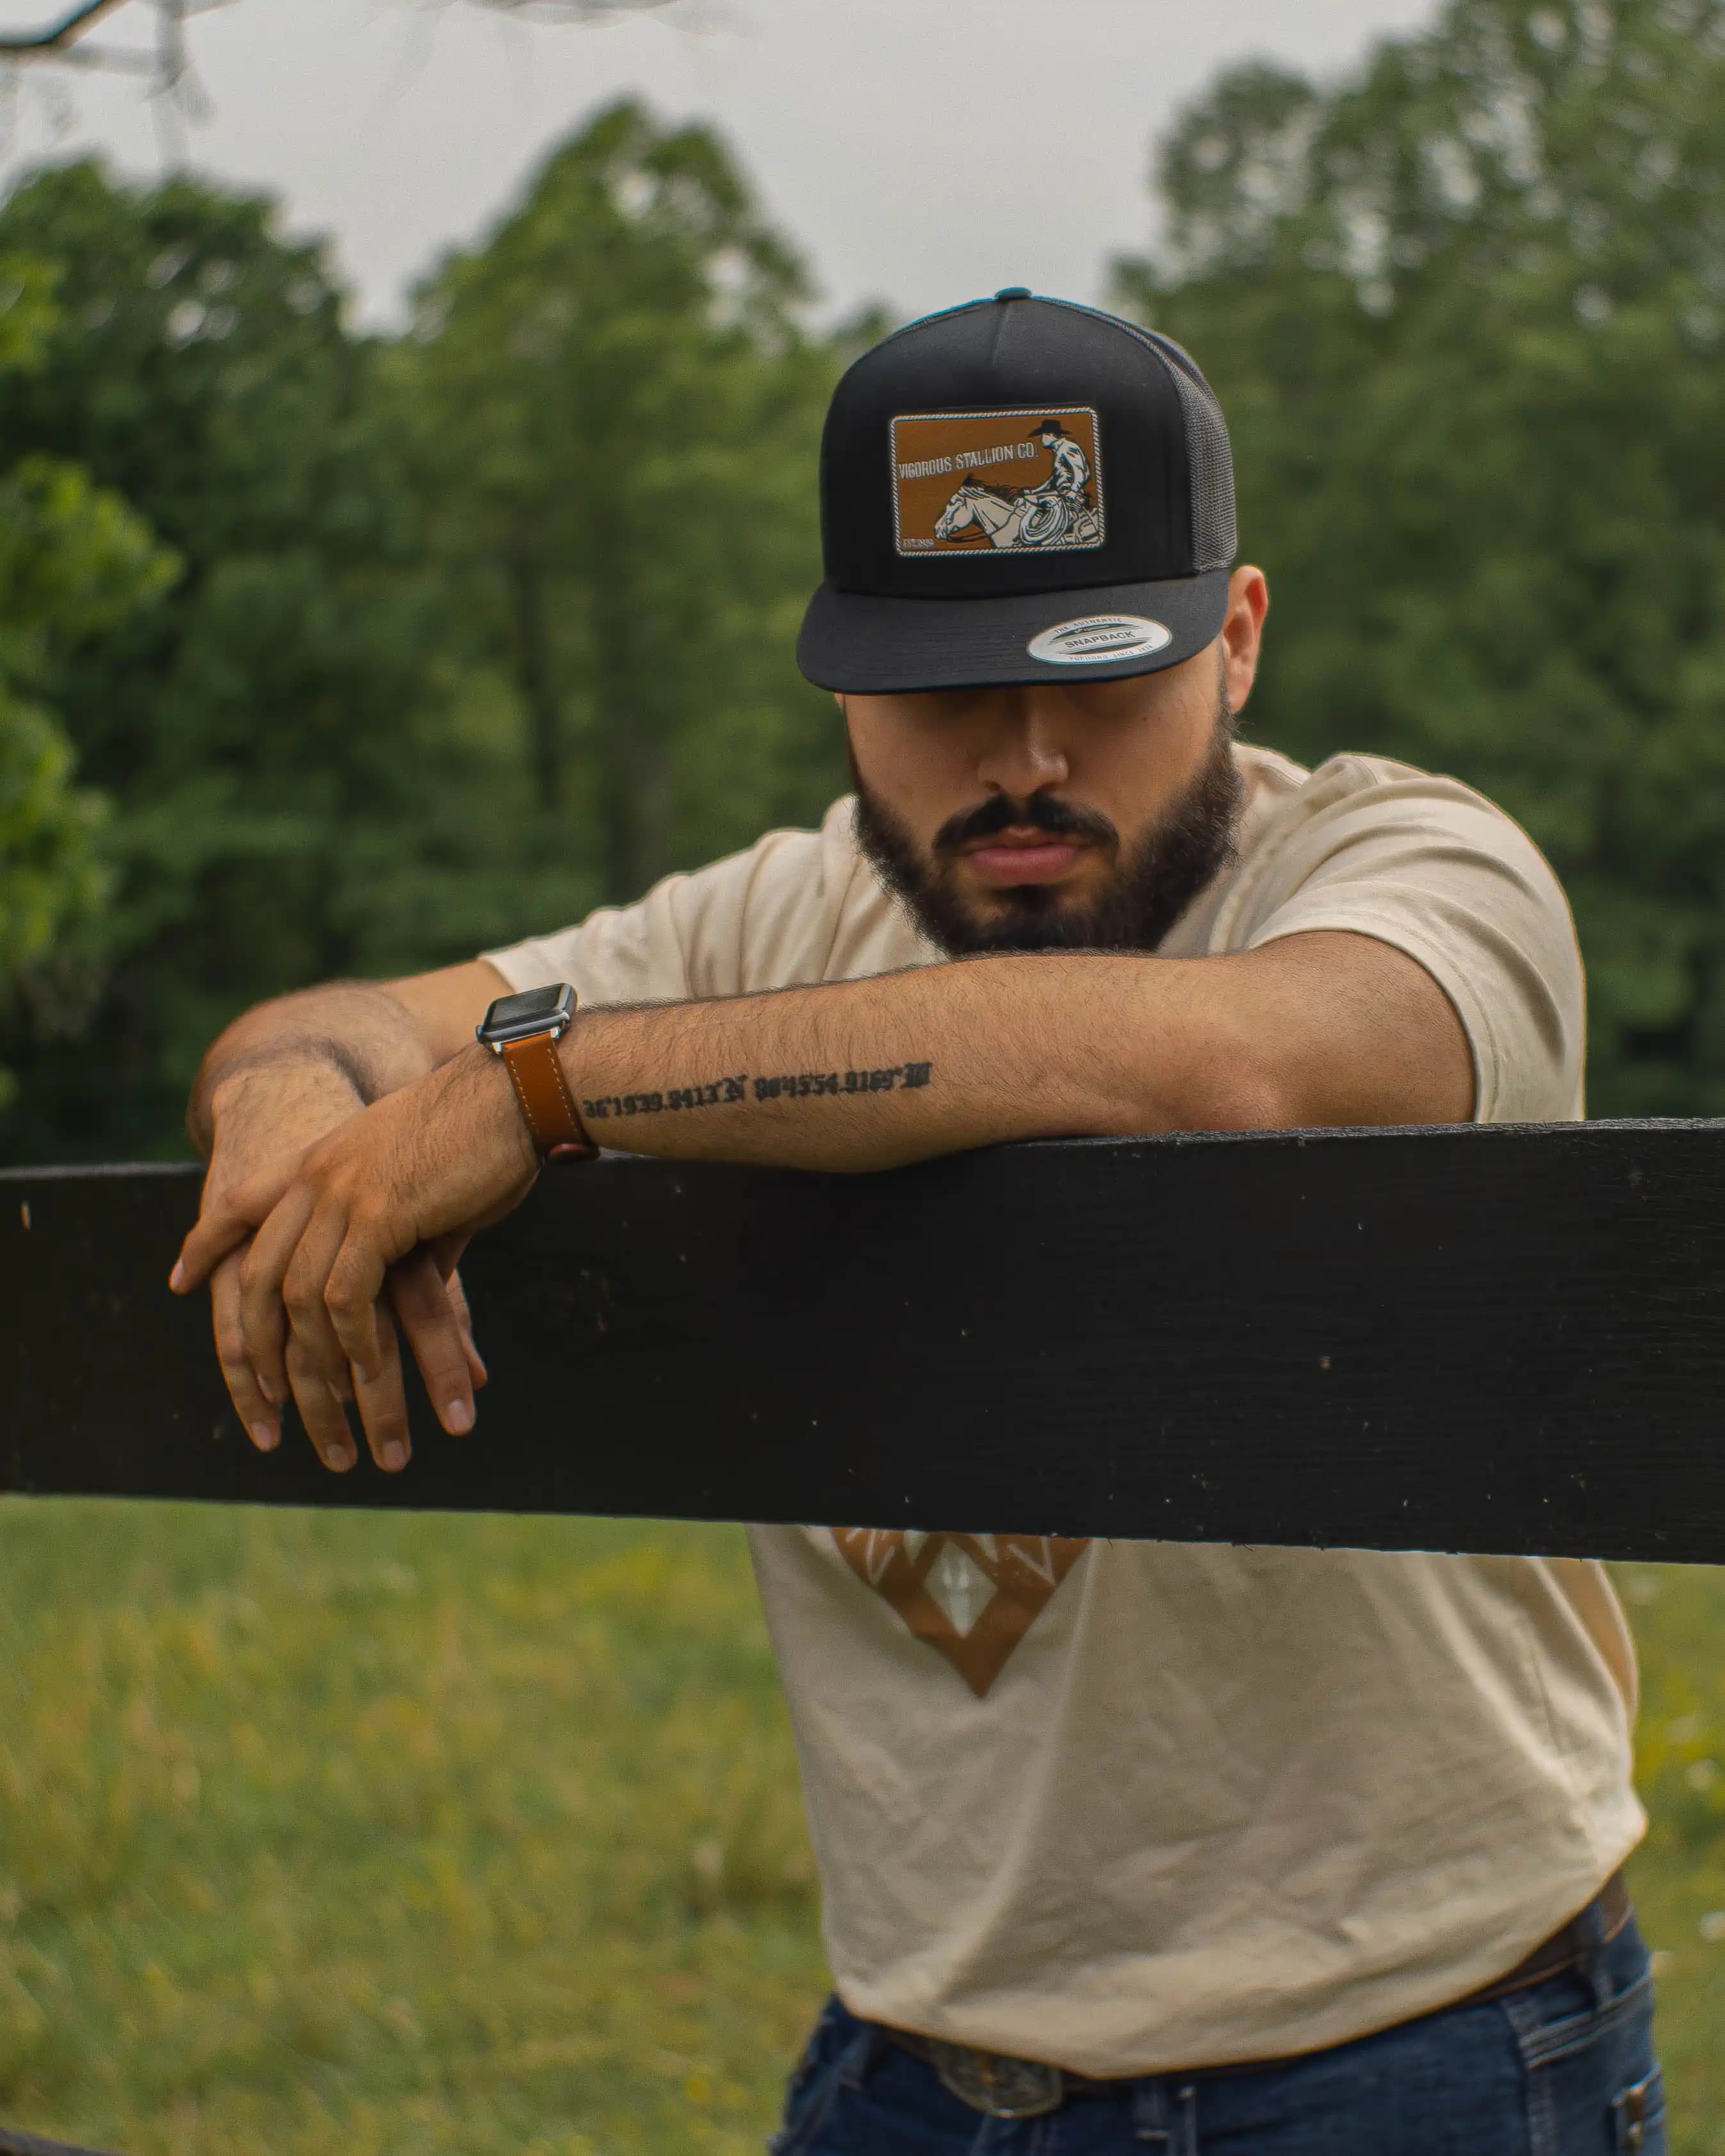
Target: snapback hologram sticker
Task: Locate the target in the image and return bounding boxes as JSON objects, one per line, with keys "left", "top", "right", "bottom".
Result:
{"left": 1027, "top": 614, "right": 1171, "bottom": 665}
{"left": 892, "top": 406, "right": 1104, "bottom": 557}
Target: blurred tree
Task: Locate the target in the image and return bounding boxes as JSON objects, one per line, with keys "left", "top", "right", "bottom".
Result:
{"left": 1116, "top": 0, "right": 1725, "bottom": 1115}
{"left": 386, "top": 97, "right": 842, "bottom": 908}
{"left": 0, "top": 161, "right": 465, "bottom": 1158}
{"left": 0, "top": 252, "right": 176, "bottom": 1117}
{"left": 0, "top": 116, "right": 846, "bottom": 1161}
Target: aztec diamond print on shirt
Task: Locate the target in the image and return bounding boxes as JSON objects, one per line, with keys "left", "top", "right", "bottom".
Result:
{"left": 832, "top": 1530, "right": 1088, "bottom": 1697}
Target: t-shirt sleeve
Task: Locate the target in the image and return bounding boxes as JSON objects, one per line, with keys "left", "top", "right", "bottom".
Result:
{"left": 1235, "top": 762, "right": 1584, "bottom": 1123}
{"left": 480, "top": 821, "right": 842, "bottom": 1008}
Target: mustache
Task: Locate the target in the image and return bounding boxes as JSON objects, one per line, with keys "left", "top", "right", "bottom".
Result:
{"left": 932, "top": 791, "right": 1120, "bottom": 856}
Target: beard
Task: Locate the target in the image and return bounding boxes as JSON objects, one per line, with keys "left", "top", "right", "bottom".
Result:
{"left": 851, "top": 696, "right": 1245, "bottom": 958}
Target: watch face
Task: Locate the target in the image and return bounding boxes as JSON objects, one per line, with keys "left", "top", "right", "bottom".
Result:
{"left": 477, "top": 983, "right": 576, "bottom": 1046}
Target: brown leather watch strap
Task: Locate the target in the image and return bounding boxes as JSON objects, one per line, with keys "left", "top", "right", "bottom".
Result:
{"left": 499, "top": 1031, "right": 596, "bottom": 1163}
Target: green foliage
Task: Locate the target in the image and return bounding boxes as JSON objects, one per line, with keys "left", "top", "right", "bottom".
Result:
{"left": 0, "top": 696, "right": 106, "bottom": 1116}
{"left": 388, "top": 98, "right": 843, "bottom": 905}
{"left": 0, "top": 163, "right": 458, "bottom": 1158}
{"left": 1116, "top": 0, "right": 1725, "bottom": 1115}
{"left": 0, "top": 250, "right": 179, "bottom": 1111}
{"left": 0, "top": 253, "right": 61, "bottom": 374}
{"left": 0, "top": 455, "right": 179, "bottom": 1056}
{"left": 0, "top": 117, "right": 844, "bottom": 1163}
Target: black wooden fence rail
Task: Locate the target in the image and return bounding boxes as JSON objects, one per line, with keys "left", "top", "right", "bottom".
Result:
{"left": 6, "top": 1119, "right": 1725, "bottom": 1561}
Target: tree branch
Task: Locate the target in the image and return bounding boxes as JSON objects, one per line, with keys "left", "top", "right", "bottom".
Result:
{"left": 0, "top": 0, "right": 133, "bottom": 54}
{"left": 0, "top": 0, "right": 668, "bottom": 78}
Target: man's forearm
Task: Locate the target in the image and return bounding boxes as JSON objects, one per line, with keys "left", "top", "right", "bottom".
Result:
{"left": 188, "top": 982, "right": 440, "bottom": 1158}
{"left": 550, "top": 952, "right": 1280, "bottom": 1172}
{"left": 543, "top": 933, "right": 1471, "bottom": 1172}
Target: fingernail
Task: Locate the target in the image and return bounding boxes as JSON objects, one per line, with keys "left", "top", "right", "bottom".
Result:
{"left": 445, "top": 1399, "right": 473, "bottom": 1435}
{"left": 168, "top": 1261, "right": 185, "bottom": 1291}
{"left": 329, "top": 1444, "right": 356, "bottom": 1473}
{"left": 249, "top": 1421, "right": 279, "bottom": 1452}
{"left": 382, "top": 1441, "right": 407, "bottom": 1471}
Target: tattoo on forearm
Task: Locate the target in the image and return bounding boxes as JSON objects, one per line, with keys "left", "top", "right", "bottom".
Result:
{"left": 582, "top": 1062, "right": 934, "bottom": 1123}
{"left": 755, "top": 1063, "right": 933, "bottom": 1100}
{"left": 584, "top": 1075, "right": 749, "bottom": 1121}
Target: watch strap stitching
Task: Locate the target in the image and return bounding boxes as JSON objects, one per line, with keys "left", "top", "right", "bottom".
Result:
{"left": 502, "top": 1043, "right": 552, "bottom": 1146}
{"left": 543, "top": 1036, "right": 586, "bottom": 1141}
{"left": 500, "top": 1033, "right": 594, "bottom": 1159}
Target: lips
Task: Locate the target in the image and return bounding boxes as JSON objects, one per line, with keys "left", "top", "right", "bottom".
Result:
{"left": 963, "top": 835, "right": 1086, "bottom": 886}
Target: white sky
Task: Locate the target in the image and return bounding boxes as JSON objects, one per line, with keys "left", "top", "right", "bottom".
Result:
{"left": 0, "top": 0, "right": 1437, "bottom": 327}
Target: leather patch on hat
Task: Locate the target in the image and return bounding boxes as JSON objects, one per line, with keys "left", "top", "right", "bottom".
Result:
{"left": 892, "top": 407, "right": 1104, "bottom": 557}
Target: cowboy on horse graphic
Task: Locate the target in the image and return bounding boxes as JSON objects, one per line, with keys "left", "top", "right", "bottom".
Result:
{"left": 933, "top": 416, "right": 1101, "bottom": 550}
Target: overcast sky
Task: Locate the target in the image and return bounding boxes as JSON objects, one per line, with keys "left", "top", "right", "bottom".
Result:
{"left": 0, "top": 0, "right": 1437, "bottom": 327}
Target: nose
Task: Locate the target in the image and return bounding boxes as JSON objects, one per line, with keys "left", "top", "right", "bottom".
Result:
{"left": 973, "top": 692, "right": 1072, "bottom": 799}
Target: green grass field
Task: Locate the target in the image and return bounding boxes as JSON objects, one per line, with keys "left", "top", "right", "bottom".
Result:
{"left": 0, "top": 1502, "right": 1719, "bottom": 2155}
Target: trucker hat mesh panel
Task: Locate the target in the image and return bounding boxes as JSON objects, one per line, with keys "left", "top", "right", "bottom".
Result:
{"left": 1164, "top": 361, "right": 1238, "bottom": 575}
{"left": 1045, "top": 304, "right": 1238, "bottom": 575}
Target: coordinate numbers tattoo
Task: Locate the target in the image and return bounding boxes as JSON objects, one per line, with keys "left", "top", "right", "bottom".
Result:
{"left": 582, "top": 1062, "right": 934, "bottom": 1123}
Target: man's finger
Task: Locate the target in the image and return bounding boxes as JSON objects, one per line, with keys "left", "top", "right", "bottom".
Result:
{"left": 351, "top": 1301, "right": 413, "bottom": 1472}
{"left": 277, "top": 1201, "right": 362, "bottom": 1396}
{"left": 429, "top": 1238, "right": 487, "bottom": 1390}
{"left": 210, "top": 1248, "right": 280, "bottom": 1451}
{"left": 172, "top": 1156, "right": 305, "bottom": 1293}
{"left": 172, "top": 1198, "right": 259, "bottom": 1294}
{"left": 321, "top": 1223, "right": 396, "bottom": 1384}
{"left": 445, "top": 1267, "right": 488, "bottom": 1391}
{"left": 388, "top": 1250, "right": 477, "bottom": 1435}
{"left": 285, "top": 1339, "right": 357, "bottom": 1474}
{"left": 237, "top": 1184, "right": 319, "bottom": 1405}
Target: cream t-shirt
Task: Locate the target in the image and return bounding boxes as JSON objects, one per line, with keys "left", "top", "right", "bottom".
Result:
{"left": 486, "top": 744, "right": 1642, "bottom": 2076}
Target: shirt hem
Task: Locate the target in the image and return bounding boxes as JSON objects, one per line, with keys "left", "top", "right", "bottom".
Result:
{"left": 831, "top": 1827, "right": 1646, "bottom": 2079}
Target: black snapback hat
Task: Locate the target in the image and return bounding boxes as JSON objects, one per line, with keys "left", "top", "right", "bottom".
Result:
{"left": 797, "top": 290, "right": 1238, "bottom": 694}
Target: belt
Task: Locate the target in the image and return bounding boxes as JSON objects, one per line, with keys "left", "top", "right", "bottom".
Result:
{"left": 876, "top": 1870, "right": 1631, "bottom": 2121}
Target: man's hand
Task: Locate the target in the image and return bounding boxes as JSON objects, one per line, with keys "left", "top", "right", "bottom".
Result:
{"left": 174, "top": 1046, "right": 537, "bottom": 1469}
{"left": 193, "top": 1060, "right": 366, "bottom": 1466}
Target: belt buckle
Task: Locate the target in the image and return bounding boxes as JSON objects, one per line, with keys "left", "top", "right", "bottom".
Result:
{"left": 926, "top": 2038, "right": 1065, "bottom": 2119}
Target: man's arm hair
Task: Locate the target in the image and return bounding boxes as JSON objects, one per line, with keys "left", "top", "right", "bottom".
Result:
{"left": 186, "top": 961, "right": 507, "bottom": 1158}
{"left": 546, "top": 930, "right": 1475, "bottom": 1175}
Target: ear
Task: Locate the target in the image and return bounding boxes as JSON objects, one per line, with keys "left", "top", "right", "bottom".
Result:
{"left": 1220, "top": 567, "right": 1269, "bottom": 716}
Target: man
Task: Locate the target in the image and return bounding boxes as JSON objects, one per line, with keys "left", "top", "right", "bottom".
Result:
{"left": 1025, "top": 412, "right": 1097, "bottom": 532}
{"left": 173, "top": 292, "right": 1661, "bottom": 2153}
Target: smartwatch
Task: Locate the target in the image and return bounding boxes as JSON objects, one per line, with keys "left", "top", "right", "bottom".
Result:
{"left": 475, "top": 983, "right": 597, "bottom": 1163}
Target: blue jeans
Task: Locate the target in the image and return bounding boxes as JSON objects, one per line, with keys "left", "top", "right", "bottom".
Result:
{"left": 771, "top": 1915, "right": 1663, "bottom": 2155}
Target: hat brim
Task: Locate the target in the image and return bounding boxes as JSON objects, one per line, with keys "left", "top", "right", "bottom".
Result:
{"left": 796, "top": 570, "right": 1232, "bottom": 695}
